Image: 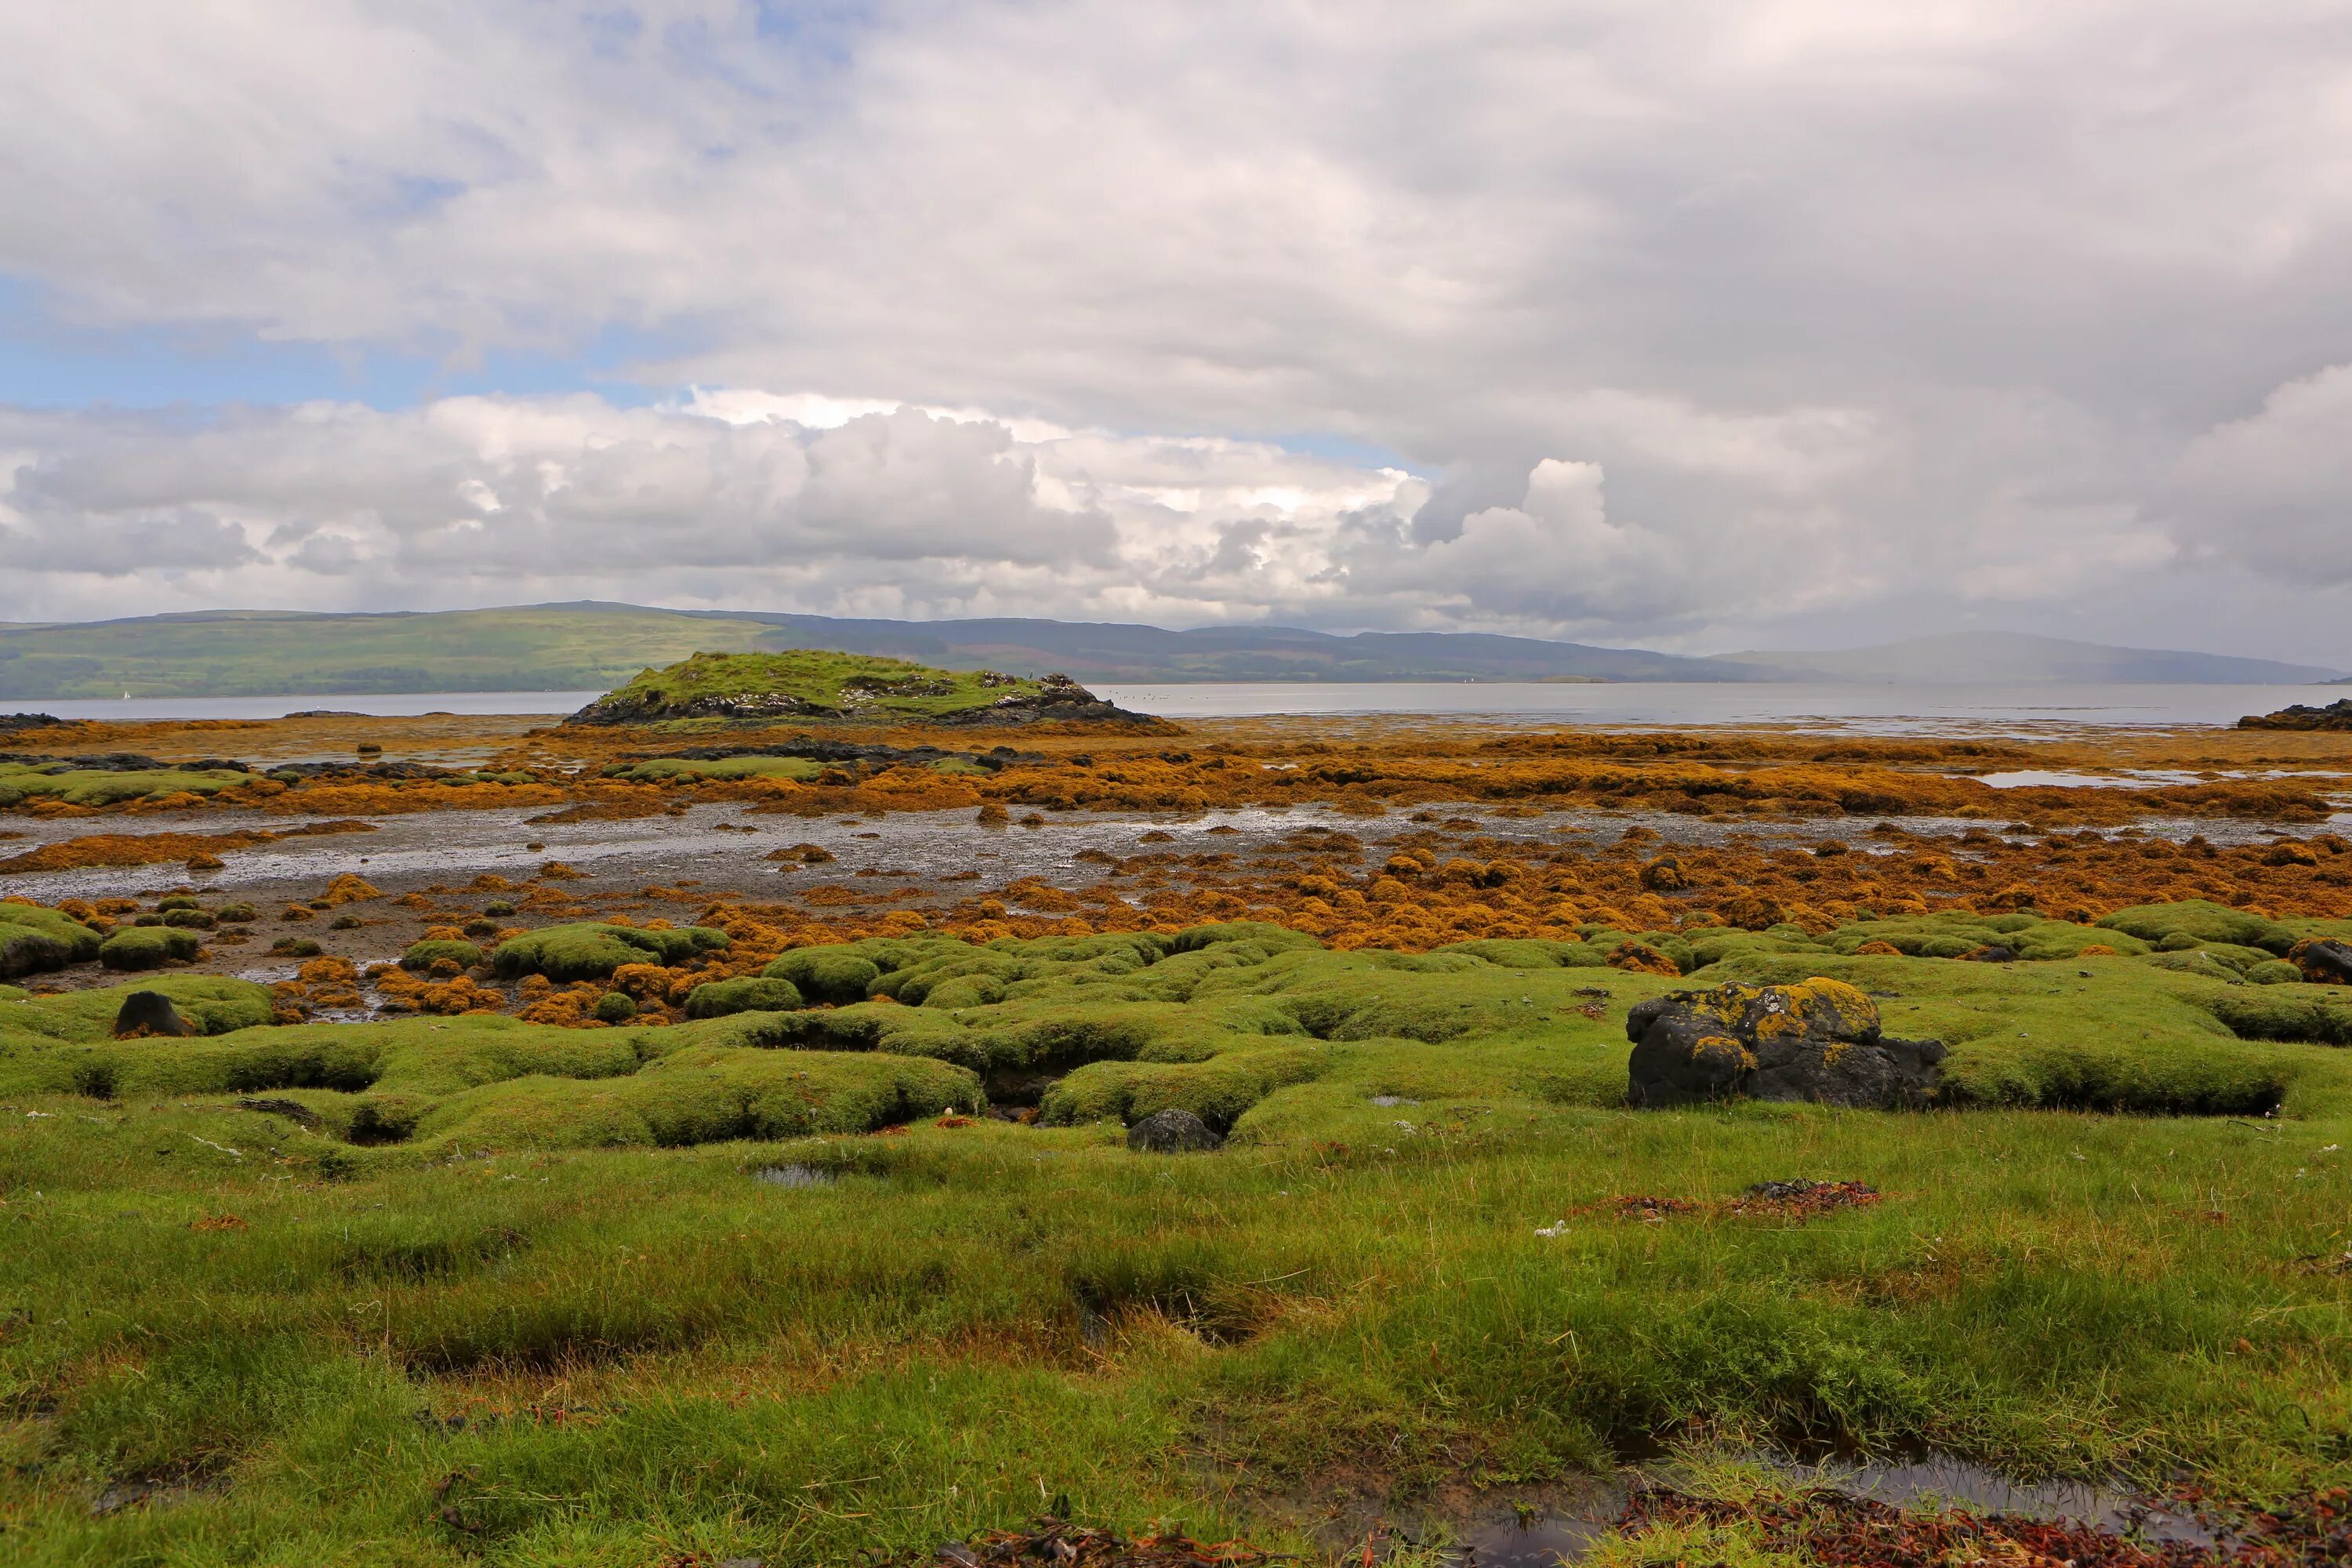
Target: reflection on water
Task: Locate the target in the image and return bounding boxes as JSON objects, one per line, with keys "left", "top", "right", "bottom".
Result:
{"left": 1457, "top": 1512, "right": 1610, "bottom": 1566}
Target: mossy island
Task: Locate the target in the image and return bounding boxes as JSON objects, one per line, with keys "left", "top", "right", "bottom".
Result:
{"left": 564, "top": 649, "right": 1166, "bottom": 728}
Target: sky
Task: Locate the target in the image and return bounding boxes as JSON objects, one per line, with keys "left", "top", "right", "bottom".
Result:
{"left": 2, "top": 2, "right": 2350, "bottom": 660}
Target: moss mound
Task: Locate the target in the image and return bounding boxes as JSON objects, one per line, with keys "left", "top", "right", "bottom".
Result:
{"left": 683, "top": 976, "right": 806, "bottom": 1018}
{"left": 0, "top": 903, "right": 103, "bottom": 979}
{"left": 99, "top": 925, "right": 202, "bottom": 971}
{"left": 400, "top": 938, "right": 485, "bottom": 972}
{"left": 491, "top": 923, "right": 730, "bottom": 981}
{"left": 2098, "top": 899, "right": 2294, "bottom": 953}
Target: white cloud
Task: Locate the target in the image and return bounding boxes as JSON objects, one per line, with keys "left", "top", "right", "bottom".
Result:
{"left": 0, "top": 2, "right": 2348, "bottom": 655}
{"left": 2172, "top": 363, "right": 2352, "bottom": 583}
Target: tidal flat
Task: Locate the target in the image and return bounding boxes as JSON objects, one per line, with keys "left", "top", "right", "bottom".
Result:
{"left": 5, "top": 706, "right": 2352, "bottom": 1564}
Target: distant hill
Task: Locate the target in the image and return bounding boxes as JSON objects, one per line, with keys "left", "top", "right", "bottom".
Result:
{"left": 1712, "top": 632, "right": 2343, "bottom": 686}
{"left": 0, "top": 607, "right": 2334, "bottom": 699}
{"left": 0, "top": 603, "right": 1773, "bottom": 698}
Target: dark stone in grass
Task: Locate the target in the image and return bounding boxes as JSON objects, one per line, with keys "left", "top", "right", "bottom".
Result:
{"left": 1127, "top": 1108, "right": 1223, "bottom": 1152}
{"left": 2294, "top": 938, "right": 2352, "bottom": 985}
{"left": 113, "top": 990, "right": 195, "bottom": 1038}
{"left": 1958, "top": 944, "right": 2020, "bottom": 963}
{"left": 1625, "top": 978, "right": 1945, "bottom": 1110}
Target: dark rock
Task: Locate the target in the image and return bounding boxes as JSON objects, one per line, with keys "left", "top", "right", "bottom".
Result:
{"left": 1126, "top": 1108, "right": 1224, "bottom": 1152}
{"left": 1958, "top": 945, "right": 2019, "bottom": 963}
{"left": 1625, "top": 978, "right": 1945, "bottom": 1110}
{"left": 0, "top": 713, "right": 71, "bottom": 735}
{"left": 2240, "top": 697, "right": 2352, "bottom": 731}
{"left": 112, "top": 991, "right": 194, "bottom": 1038}
{"left": 2294, "top": 938, "right": 2352, "bottom": 985}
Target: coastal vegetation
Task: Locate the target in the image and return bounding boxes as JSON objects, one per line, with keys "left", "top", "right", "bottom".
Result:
{"left": 6, "top": 911, "right": 2352, "bottom": 1562}
{"left": 6, "top": 677, "right": 2352, "bottom": 1561}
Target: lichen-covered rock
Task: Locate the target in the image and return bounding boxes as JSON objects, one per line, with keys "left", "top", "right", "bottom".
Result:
{"left": 1625, "top": 978, "right": 1945, "bottom": 1109}
{"left": 1126, "top": 1107, "right": 1223, "bottom": 1153}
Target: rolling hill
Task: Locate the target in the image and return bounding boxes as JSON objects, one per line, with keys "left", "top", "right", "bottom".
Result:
{"left": 0, "top": 607, "right": 2336, "bottom": 698}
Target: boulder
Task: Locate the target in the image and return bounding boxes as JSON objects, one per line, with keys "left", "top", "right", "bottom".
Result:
{"left": 2293, "top": 938, "right": 2352, "bottom": 985}
{"left": 1625, "top": 978, "right": 1945, "bottom": 1110}
{"left": 1126, "top": 1108, "right": 1223, "bottom": 1153}
{"left": 112, "top": 990, "right": 196, "bottom": 1038}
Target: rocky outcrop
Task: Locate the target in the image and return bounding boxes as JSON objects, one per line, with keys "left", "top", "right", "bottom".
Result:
{"left": 2292, "top": 938, "right": 2352, "bottom": 985}
{"left": 1625, "top": 978, "right": 1946, "bottom": 1109}
{"left": 2239, "top": 697, "right": 2352, "bottom": 731}
{"left": 926, "top": 673, "right": 1158, "bottom": 728}
{"left": 570, "top": 688, "right": 837, "bottom": 726}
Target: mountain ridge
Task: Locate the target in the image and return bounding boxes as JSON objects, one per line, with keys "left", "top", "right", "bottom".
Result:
{"left": 0, "top": 605, "right": 2337, "bottom": 698}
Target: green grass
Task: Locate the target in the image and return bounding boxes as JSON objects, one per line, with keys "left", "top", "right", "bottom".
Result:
{"left": 575, "top": 650, "right": 1040, "bottom": 724}
{"left": 0, "top": 905, "right": 103, "bottom": 980}
{"left": 0, "top": 763, "right": 254, "bottom": 808}
{"left": 6, "top": 913, "right": 2352, "bottom": 1562}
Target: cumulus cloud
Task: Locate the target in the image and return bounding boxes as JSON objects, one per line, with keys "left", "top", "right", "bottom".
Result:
{"left": 2172, "top": 363, "right": 2352, "bottom": 583}
{"left": 0, "top": 2, "right": 2349, "bottom": 655}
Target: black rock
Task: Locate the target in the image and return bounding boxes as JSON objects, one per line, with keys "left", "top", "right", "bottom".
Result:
{"left": 2240, "top": 697, "right": 2352, "bottom": 731}
{"left": 2296, "top": 938, "right": 2352, "bottom": 985}
{"left": 1625, "top": 978, "right": 1944, "bottom": 1110}
{"left": 0, "top": 713, "right": 70, "bottom": 735}
{"left": 112, "top": 991, "right": 194, "bottom": 1038}
{"left": 1126, "top": 1108, "right": 1223, "bottom": 1152}
{"left": 1959, "top": 944, "right": 2020, "bottom": 963}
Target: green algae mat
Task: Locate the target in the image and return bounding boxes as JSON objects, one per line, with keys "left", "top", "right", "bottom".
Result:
{"left": 5, "top": 915, "right": 2352, "bottom": 1563}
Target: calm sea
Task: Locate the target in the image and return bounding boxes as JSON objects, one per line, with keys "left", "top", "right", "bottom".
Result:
{"left": 0, "top": 682, "right": 2331, "bottom": 733}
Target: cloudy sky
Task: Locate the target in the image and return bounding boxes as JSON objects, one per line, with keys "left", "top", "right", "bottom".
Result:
{"left": 3, "top": 2, "right": 2350, "bottom": 659}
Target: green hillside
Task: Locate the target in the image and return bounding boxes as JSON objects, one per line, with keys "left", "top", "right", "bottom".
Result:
{"left": 0, "top": 605, "right": 779, "bottom": 698}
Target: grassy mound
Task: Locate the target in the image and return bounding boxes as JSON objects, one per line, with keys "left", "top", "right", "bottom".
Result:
{"left": 682, "top": 976, "right": 805, "bottom": 1018}
{"left": 96, "top": 925, "right": 202, "bottom": 971}
{"left": 0, "top": 997, "right": 978, "bottom": 1155}
{"left": 568, "top": 650, "right": 1044, "bottom": 725}
{"left": 0, "top": 903, "right": 102, "bottom": 979}
{"left": 14, "top": 913, "right": 2352, "bottom": 1560}
{"left": 0, "top": 760, "right": 254, "bottom": 809}
{"left": 489, "top": 922, "right": 731, "bottom": 981}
